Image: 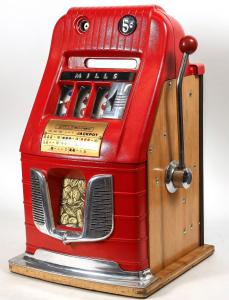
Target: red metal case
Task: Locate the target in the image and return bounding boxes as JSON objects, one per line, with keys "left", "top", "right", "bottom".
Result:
{"left": 20, "top": 6, "right": 201, "bottom": 272}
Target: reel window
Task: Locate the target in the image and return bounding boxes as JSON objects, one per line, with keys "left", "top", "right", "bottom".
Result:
{"left": 92, "top": 82, "right": 132, "bottom": 119}
{"left": 73, "top": 86, "right": 91, "bottom": 118}
{"left": 56, "top": 85, "right": 73, "bottom": 117}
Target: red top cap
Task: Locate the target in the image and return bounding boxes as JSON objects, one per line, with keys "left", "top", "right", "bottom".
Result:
{"left": 179, "top": 35, "right": 198, "bottom": 54}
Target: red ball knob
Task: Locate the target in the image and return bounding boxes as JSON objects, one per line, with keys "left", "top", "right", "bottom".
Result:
{"left": 179, "top": 35, "right": 198, "bottom": 54}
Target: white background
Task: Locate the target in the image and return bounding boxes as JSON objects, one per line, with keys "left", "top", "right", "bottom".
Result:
{"left": 0, "top": 0, "right": 229, "bottom": 299}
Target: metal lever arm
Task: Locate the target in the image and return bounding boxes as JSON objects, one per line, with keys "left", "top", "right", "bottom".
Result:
{"left": 165, "top": 35, "right": 198, "bottom": 193}
{"left": 177, "top": 36, "right": 198, "bottom": 169}
{"left": 177, "top": 52, "right": 189, "bottom": 169}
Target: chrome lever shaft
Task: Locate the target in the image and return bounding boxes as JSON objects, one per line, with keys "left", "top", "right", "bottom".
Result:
{"left": 177, "top": 52, "right": 189, "bottom": 169}
{"left": 165, "top": 35, "right": 198, "bottom": 193}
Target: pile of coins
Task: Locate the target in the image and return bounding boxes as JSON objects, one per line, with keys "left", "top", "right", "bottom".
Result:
{"left": 59, "top": 178, "right": 85, "bottom": 228}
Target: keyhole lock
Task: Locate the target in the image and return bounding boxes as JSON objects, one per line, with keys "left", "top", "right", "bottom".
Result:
{"left": 165, "top": 36, "right": 198, "bottom": 193}
{"left": 77, "top": 18, "right": 90, "bottom": 33}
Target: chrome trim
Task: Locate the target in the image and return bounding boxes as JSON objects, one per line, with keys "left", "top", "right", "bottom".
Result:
{"left": 177, "top": 52, "right": 189, "bottom": 169}
{"left": 182, "top": 168, "right": 192, "bottom": 189}
{"left": 9, "top": 250, "right": 155, "bottom": 288}
{"left": 67, "top": 174, "right": 114, "bottom": 243}
{"left": 165, "top": 160, "right": 192, "bottom": 193}
{"left": 165, "top": 160, "right": 178, "bottom": 193}
{"left": 30, "top": 169, "right": 58, "bottom": 238}
{"left": 30, "top": 169, "right": 113, "bottom": 244}
{"left": 102, "top": 82, "right": 132, "bottom": 119}
{"left": 165, "top": 48, "right": 194, "bottom": 193}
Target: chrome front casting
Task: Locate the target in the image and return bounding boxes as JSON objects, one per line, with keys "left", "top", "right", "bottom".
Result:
{"left": 30, "top": 169, "right": 113, "bottom": 244}
{"left": 9, "top": 249, "right": 155, "bottom": 288}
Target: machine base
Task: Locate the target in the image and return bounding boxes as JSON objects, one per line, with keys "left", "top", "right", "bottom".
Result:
{"left": 9, "top": 244, "right": 214, "bottom": 298}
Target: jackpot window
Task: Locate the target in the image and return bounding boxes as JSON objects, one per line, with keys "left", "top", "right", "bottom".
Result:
{"left": 59, "top": 177, "right": 86, "bottom": 229}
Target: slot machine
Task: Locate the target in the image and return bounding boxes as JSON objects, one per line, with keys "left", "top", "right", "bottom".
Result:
{"left": 9, "top": 5, "right": 214, "bottom": 298}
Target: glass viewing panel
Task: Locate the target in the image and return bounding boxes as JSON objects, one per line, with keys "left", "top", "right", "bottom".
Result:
{"left": 92, "top": 82, "right": 132, "bottom": 119}
{"left": 74, "top": 86, "right": 91, "bottom": 118}
{"left": 56, "top": 85, "right": 73, "bottom": 117}
{"left": 92, "top": 87, "right": 110, "bottom": 119}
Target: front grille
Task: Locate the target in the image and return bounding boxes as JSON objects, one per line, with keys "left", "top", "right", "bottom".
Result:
{"left": 84, "top": 175, "right": 113, "bottom": 239}
{"left": 29, "top": 169, "right": 113, "bottom": 243}
{"left": 30, "top": 170, "right": 45, "bottom": 226}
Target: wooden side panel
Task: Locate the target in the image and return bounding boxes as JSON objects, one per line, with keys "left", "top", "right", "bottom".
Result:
{"left": 147, "top": 75, "right": 200, "bottom": 273}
